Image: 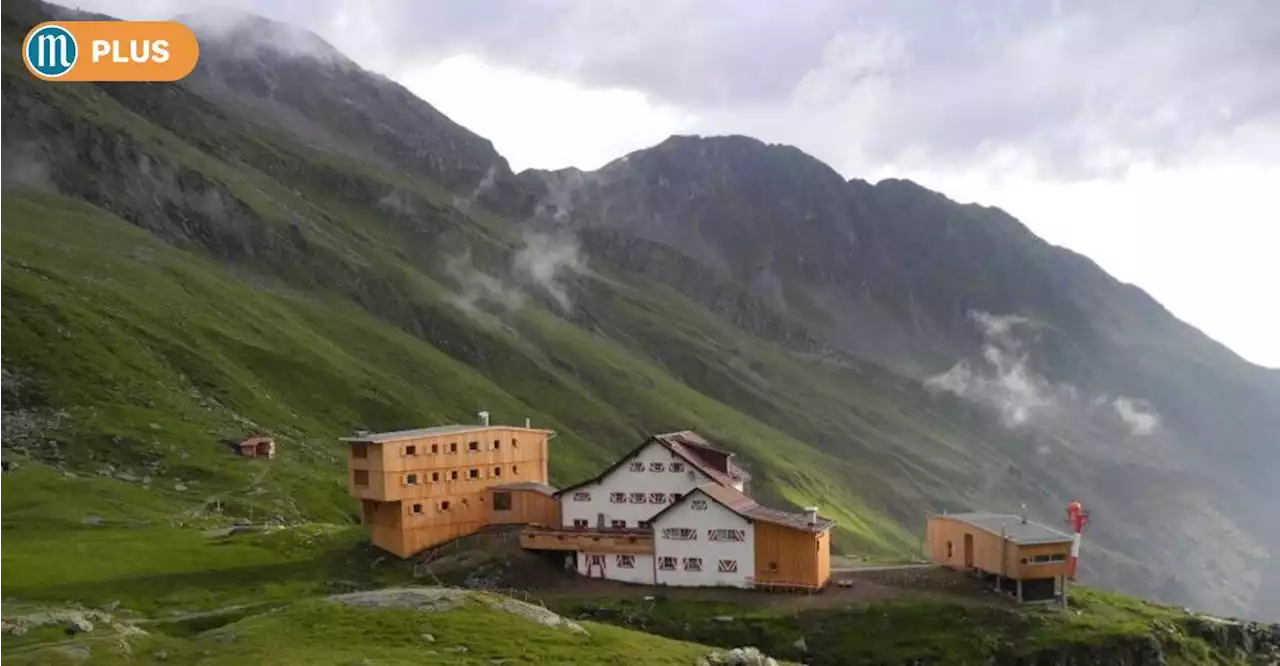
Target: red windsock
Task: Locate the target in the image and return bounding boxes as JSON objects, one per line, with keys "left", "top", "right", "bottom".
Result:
{"left": 1066, "top": 501, "right": 1089, "bottom": 581}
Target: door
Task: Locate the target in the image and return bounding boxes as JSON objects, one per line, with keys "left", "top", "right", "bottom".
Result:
{"left": 963, "top": 533, "right": 975, "bottom": 569}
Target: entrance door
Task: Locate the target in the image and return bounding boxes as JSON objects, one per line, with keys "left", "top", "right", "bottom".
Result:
{"left": 963, "top": 533, "right": 975, "bottom": 569}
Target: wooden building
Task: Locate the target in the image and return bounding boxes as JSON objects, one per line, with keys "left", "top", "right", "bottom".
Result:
{"left": 344, "top": 421, "right": 554, "bottom": 557}
{"left": 927, "top": 511, "right": 1073, "bottom": 603}
{"left": 237, "top": 436, "right": 276, "bottom": 459}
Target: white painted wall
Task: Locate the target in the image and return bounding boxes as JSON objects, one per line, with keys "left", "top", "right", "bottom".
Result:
{"left": 652, "top": 490, "right": 755, "bottom": 588}
{"left": 559, "top": 442, "right": 710, "bottom": 528}
{"left": 575, "top": 552, "right": 656, "bottom": 585}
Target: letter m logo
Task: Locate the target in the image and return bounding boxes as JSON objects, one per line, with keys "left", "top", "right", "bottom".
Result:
{"left": 25, "top": 24, "right": 78, "bottom": 79}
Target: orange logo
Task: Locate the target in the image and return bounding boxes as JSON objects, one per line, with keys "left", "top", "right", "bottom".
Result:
{"left": 23, "top": 21, "right": 199, "bottom": 82}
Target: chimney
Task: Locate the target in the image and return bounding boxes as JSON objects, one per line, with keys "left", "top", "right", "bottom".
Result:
{"left": 805, "top": 506, "right": 819, "bottom": 526}
{"left": 1020, "top": 503, "right": 1028, "bottom": 524}
{"left": 525, "top": 417, "right": 531, "bottom": 428}
{"left": 478, "top": 410, "right": 490, "bottom": 427}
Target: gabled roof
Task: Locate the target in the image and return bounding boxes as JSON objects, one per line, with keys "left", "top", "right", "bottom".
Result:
{"left": 939, "top": 512, "right": 1073, "bottom": 545}
{"left": 652, "top": 431, "right": 751, "bottom": 486}
{"left": 340, "top": 424, "right": 555, "bottom": 443}
{"left": 554, "top": 431, "right": 720, "bottom": 497}
{"left": 650, "top": 483, "right": 836, "bottom": 534}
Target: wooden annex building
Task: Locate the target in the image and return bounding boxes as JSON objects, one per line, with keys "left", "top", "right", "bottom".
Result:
{"left": 927, "top": 511, "right": 1073, "bottom": 603}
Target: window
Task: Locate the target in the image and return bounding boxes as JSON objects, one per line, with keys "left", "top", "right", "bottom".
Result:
{"left": 512, "top": 465, "right": 519, "bottom": 475}
{"left": 431, "top": 472, "right": 440, "bottom": 482}
{"left": 450, "top": 470, "right": 459, "bottom": 481}
{"left": 1030, "top": 553, "right": 1068, "bottom": 564}
{"left": 511, "top": 438, "right": 518, "bottom": 449}
{"left": 669, "top": 462, "right": 685, "bottom": 473}
{"left": 610, "top": 492, "right": 626, "bottom": 504}
{"left": 691, "top": 499, "right": 708, "bottom": 511}
{"left": 588, "top": 554, "right": 605, "bottom": 566}
{"left": 493, "top": 439, "right": 500, "bottom": 450}
{"left": 616, "top": 554, "right": 635, "bottom": 568}
{"left": 440, "top": 500, "right": 451, "bottom": 511}
{"left": 469, "top": 468, "right": 480, "bottom": 479}
{"left": 405, "top": 473, "right": 419, "bottom": 485}
{"left": 493, "top": 466, "right": 502, "bottom": 477}
{"left": 649, "top": 492, "right": 667, "bottom": 504}
{"left": 768, "top": 561, "right": 779, "bottom": 572}
{"left": 573, "top": 519, "right": 589, "bottom": 528}
{"left": 629, "top": 461, "right": 645, "bottom": 472}
{"left": 352, "top": 443, "right": 368, "bottom": 459}
{"left": 658, "top": 557, "right": 677, "bottom": 571}
{"left": 708, "top": 529, "right": 746, "bottom": 542}
{"left": 718, "top": 559, "right": 738, "bottom": 573}
{"left": 573, "top": 491, "right": 592, "bottom": 502}
{"left": 946, "top": 541, "right": 954, "bottom": 558}
{"left": 638, "top": 520, "right": 651, "bottom": 529}
{"left": 611, "top": 520, "right": 627, "bottom": 529}
{"left": 411, "top": 503, "right": 423, "bottom": 514}
{"left": 353, "top": 470, "right": 369, "bottom": 486}
{"left": 662, "top": 527, "right": 697, "bottom": 541}
{"left": 449, "top": 442, "right": 458, "bottom": 453}
{"left": 669, "top": 493, "right": 682, "bottom": 503}
{"left": 683, "top": 557, "right": 703, "bottom": 572}
{"left": 431, "top": 443, "right": 439, "bottom": 454}
{"left": 405, "top": 445, "right": 417, "bottom": 456}
{"left": 649, "top": 462, "right": 665, "bottom": 472}
{"left": 493, "top": 491, "right": 512, "bottom": 511}
{"left": 630, "top": 492, "right": 647, "bottom": 504}
{"left": 469, "top": 441, "right": 480, "bottom": 452}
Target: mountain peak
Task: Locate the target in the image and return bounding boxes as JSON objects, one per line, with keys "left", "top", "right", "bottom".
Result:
{"left": 176, "top": 8, "right": 350, "bottom": 66}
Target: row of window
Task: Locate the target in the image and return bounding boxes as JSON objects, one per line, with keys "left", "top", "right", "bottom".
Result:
{"left": 660, "top": 528, "right": 746, "bottom": 542}
{"left": 626, "top": 461, "right": 686, "bottom": 473}
{"left": 1026, "top": 553, "right": 1068, "bottom": 564}
{"left": 587, "top": 555, "right": 738, "bottom": 573}
{"left": 408, "top": 490, "right": 516, "bottom": 515}
{"left": 402, "top": 439, "right": 520, "bottom": 456}
{"left": 572, "top": 491, "right": 695, "bottom": 506}
{"left": 404, "top": 465, "right": 520, "bottom": 485}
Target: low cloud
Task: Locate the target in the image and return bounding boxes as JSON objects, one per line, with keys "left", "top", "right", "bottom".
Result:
{"left": 926, "top": 310, "right": 1161, "bottom": 437}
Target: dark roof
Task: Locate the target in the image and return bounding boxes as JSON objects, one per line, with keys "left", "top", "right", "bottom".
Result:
{"left": 650, "top": 483, "right": 836, "bottom": 533}
{"left": 239, "top": 436, "right": 273, "bottom": 446}
{"left": 488, "top": 482, "right": 557, "bottom": 495}
{"left": 940, "top": 512, "right": 1073, "bottom": 545}
{"left": 653, "top": 431, "right": 750, "bottom": 486}
{"left": 340, "top": 424, "right": 554, "bottom": 443}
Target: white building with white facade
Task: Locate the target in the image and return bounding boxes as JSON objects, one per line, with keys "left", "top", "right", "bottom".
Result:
{"left": 540, "top": 431, "right": 835, "bottom": 590}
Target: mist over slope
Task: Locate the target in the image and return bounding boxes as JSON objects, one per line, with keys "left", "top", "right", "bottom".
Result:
{"left": 4, "top": 0, "right": 1278, "bottom": 620}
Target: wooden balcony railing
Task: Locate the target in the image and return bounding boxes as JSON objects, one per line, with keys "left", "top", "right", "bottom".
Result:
{"left": 519, "top": 524, "right": 655, "bottom": 554}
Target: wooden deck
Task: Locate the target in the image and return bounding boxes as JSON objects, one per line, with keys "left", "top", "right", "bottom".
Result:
{"left": 520, "top": 525, "right": 655, "bottom": 554}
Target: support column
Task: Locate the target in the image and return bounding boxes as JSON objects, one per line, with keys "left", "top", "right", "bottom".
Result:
{"left": 1061, "top": 575, "right": 1069, "bottom": 607}
{"left": 1016, "top": 579, "right": 1023, "bottom": 603}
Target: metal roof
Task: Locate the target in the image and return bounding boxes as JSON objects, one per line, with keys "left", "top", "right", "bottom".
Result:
{"left": 488, "top": 481, "right": 557, "bottom": 495}
{"left": 340, "top": 424, "right": 554, "bottom": 443}
{"left": 941, "top": 512, "right": 1073, "bottom": 544}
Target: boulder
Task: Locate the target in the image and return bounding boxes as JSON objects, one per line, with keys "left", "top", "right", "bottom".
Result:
{"left": 65, "top": 616, "right": 94, "bottom": 634}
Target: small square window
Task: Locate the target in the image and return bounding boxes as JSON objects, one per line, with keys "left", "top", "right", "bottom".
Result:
{"left": 669, "top": 462, "right": 685, "bottom": 473}
{"left": 431, "top": 472, "right": 440, "bottom": 482}
{"left": 440, "top": 500, "right": 451, "bottom": 511}
{"left": 353, "top": 470, "right": 369, "bottom": 486}
{"left": 629, "top": 461, "right": 645, "bottom": 472}
{"left": 449, "top": 442, "right": 458, "bottom": 453}
{"left": 684, "top": 557, "right": 703, "bottom": 572}
{"left": 431, "top": 443, "right": 439, "bottom": 454}
{"left": 573, "top": 519, "right": 589, "bottom": 528}
{"left": 669, "top": 492, "right": 682, "bottom": 503}
{"left": 573, "top": 491, "right": 592, "bottom": 502}
{"left": 411, "top": 503, "right": 423, "bottom": 514}
{"left": 469, "top": 468, "right": 480, "bottom": 479}
{"left": 493, "top": 491, "right": 512, "bottom": 511}
{"left": 616, "top": 555, "right": 635, "bottom": 568}
{"left": 649, "top": 492, "right": 666, "bottom": 504}
{"left": 405, "top": 445, "right": 417, "bottom": 456}
{"left": 406, "top": 473, "right": 418, "bottom": 485}
{"left": 610, "top": 519, "right": 627, "bottom": 529}
{"left": 469, "top": 441, "right": 480, "bottom": 452}
{"left": 511, "top": 438, "right": 518, "bottom": 448}
{"left": 658, "top": 557, "right": 677, "bottom": 571}
{"left": 649, "top": 462, "right": 664, "bottom": 472}
{"left": 493, "top": 466, "right": 502, "bottom": 477}
{"left": 630, "top": 492, "right": 647, "bottom": 504}
{"left": 450, "top": 470, "right": 459, "bottom": 480}
{"left": 610, "top": 492, "right": 626, "bottom": 504}
{"left": 768, "top": 561, "right": 779, "bottom": 572}
{"left": 512, "top": 465, "right": 519, "bottom": 475}
{"left": 493, "top": 439, "right": 500, "bottom": 450}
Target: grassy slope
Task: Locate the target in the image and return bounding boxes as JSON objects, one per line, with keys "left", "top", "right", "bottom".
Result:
{"left": 552, "top": 588, "right": 1246, "bottom": 666}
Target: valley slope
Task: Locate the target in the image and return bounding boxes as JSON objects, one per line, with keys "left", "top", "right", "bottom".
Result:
{"left": 2, "top": 0, "right": 1277, "bottom": 622}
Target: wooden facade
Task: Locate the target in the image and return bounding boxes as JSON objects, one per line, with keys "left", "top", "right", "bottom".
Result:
{"left": 346, "top": 425, "right": 554, "bottom": 558}
{"left": 488, "top": 486, "right": 559, "bottom": 526}
{"left": 752, "top": 520, "right": 832, "bottom": 590}
{"left": 520, "top": 526, "right": 655, "bottom": 554}
{"left": 927, "top": 514, "right": 1072, "bottom": 603}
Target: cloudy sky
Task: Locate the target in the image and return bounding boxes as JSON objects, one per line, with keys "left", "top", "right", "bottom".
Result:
{"left": 82, "top": 0, "right": 1280, "bottom": 367}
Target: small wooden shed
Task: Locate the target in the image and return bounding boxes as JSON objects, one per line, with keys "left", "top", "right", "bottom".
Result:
{"left": 237, "top": 436, "right": 276, "bottom": 459}
{"left": 927, "top": 511, "right": 1073, "bottom": 603}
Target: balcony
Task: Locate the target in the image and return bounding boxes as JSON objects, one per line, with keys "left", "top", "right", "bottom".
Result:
{"left": 520, "top": 525, "right": 654, "bottom": 554}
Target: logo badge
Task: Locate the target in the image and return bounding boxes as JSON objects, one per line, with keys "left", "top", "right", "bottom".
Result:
{"left": 22, "top": 21, "right": 199, "bottom": 82}
{"left": 24, "top": 23, "right": 78, "bottom": 79}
